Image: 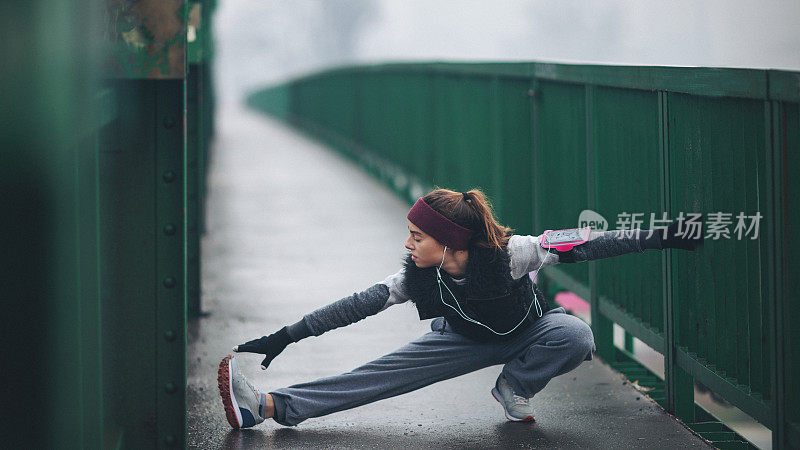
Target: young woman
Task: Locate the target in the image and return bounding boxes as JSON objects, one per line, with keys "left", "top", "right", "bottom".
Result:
{"left": 218, "top": 188, "right": 702, "bottom": 428}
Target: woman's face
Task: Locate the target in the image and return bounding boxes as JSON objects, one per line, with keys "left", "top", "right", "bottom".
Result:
{"left": 405, "top": 221, "right": 446, "bottom": 268}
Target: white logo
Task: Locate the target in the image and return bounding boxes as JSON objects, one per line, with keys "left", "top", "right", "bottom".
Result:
{"left": 578, "top": 209, "right": 608, "bottom": 231}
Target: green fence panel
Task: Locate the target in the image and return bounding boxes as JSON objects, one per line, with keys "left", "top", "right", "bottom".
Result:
{"left": 385, "top": 73, "right": 417, "bottom": 181}
{"left": 433, "top": 75, "right": 465, "bottom": 189}
{"left": 666, "top": 93, "right": 771, "bottom": 423}
{"left": 593, "top": 86, "right": 664, "bottom": 337}
{"left": 534, "top": 80, "right": 589, "bottom": 290}
{"left": 457, "top": 77, "right": 496, "bottom": 195}
{"left": 494, "top": 77, "right": 534, "bottom": 234}
{"left": 379, "top": 73, "right": 406, "bottom": 169}
{"left": 778, "top": 100, "right": 800, "bottom": 448}
{"left": 358, "top": 74, "right": 390, "bottom": 159}
{"left": 405, "top": 73, "right": 436, "bottom": 185}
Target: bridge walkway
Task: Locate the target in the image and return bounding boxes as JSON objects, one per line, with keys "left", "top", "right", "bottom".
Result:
{"left": 186, "top": 100, "right": 711, "bottom": 449}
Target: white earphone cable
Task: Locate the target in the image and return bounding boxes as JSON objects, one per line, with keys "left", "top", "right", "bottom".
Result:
{"left": 435, "top": 238, "right": 553, "bottom": 336}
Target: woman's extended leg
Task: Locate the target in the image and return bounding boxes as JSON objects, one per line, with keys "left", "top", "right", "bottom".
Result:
{"left": 498, "top": 307, "right": 596, "bottom": 399}
{"left": 269, "top": 318, "right": 503, "bottom": 426}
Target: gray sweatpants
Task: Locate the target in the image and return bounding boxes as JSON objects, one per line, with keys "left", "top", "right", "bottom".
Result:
{"left": 270, "top": 307, "right": 595, "bottom": 426}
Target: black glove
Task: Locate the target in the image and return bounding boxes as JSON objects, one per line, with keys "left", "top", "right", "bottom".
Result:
{"left": 234, "top": 326, "right": 293, "bottom": 370}
{"left": 660, "top": 217, "right": 704, "bottom": 251}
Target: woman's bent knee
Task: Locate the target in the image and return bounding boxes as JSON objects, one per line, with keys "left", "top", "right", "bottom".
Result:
{"left": 566, "top": 318, "right": 595, "bottom": 359}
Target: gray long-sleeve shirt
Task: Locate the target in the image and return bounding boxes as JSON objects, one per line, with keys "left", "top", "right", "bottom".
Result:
{"left": 285, "top": 229, "right": 662, "bottom": 341}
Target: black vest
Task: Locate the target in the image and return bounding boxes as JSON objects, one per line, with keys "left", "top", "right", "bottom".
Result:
{"left": 403, "top": 244, "right": 551, "bottom": 342}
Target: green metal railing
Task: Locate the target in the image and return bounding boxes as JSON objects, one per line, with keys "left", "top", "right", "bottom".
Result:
{"left": 249, "top": 62, "right": 800, "bottom": 449}
{"left": 187, "top": 0, "right": 217, "bottom": 317}
{"left": 2, "top": 0, "right": 215, "bottom": 447}
{"left": 2, "top": 1, "right": 114, "bottom": 447}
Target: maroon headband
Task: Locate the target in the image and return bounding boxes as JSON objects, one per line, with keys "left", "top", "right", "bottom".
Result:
{"left": 407, "top": 198, "right": 472, "bottom": 250}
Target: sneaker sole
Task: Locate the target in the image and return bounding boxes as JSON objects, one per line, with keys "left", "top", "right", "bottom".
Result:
{"left": 491, "top": 387, "right": 535, "bottom": 422}
{"left": 218, "top": 355, "right": 243, "bottom": 429}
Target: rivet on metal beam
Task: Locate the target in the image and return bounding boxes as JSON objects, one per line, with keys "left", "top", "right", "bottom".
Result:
{"left": 163, "top": 277, "right": 177, "bottom": 288}
{"left": 164, "top": 435, "right": 177, "bottom": 447}
{"left": 165, "top": 382, "right": 177, "bottom": 394}
{"left": 163, "top": 223, "right": 177, "bottom": 236}
{"left": 163, "top": 171, "right": 176, "bottom": 183}
{"left": 164, "top": 330, "right": 176, "bottom": 342}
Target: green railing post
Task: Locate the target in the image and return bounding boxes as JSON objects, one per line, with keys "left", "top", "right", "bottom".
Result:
{"left": 586, "top": 83, "right": 616, "bottom": 362}
{"left": 187, "top": 0, "right": 216, "bottom": 317}
{"left": 491, "top": 76, "right": 503, "bottom": 215}
{"left": 187, "top": 65, "right": 202, "bottom": 317}
{"left": 101, "top": 80, "right": 187, "bottom": 448}
{"left": 102, "top": 1, "right": 188, "bottom": 446}
{"left": 624, "top": 333, "right": 634, "bottom": 353}
{"left": 530, "top": 77, "right": 541, "bottom": 235}
{"left": 659, "top": 90, "right": 695, "bottom": 423}
{"left": 77, "top": 106, "right": 105, "bottom": 449}
{"left": 767, "top": 99, "right": 786, "bottom": 450}
{"left": 590, "top": 268, "right": 617, "bottom": 363}
{"left": 157, "top": 79, "right": 188, "bottom": 448}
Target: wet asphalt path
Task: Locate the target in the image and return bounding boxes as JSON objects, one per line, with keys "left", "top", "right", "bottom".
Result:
{"left": 186, "top": 101, "right": 711, "bottom": 449}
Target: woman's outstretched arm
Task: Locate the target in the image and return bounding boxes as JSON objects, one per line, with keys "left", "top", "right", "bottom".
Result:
{"left": 551, "top": 228, "right": 656, "bottom": 263}
{"left": 234, "top": 270, "right": 409, "bottom": 369}
{"left": 509, "top": 219, "right": 703, "bottom": 278}
{"left": 554, "top": 219, "right": 704, "bottom": 264}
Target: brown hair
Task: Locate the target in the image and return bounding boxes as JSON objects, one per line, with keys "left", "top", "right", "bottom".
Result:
{"left": 422, "top": 187, "right": 513, "bottom": 251}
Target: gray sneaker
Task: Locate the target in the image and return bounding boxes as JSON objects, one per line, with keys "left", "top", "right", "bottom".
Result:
{"left": 218, "top": 354, "right": 267, "bottom": 429}
{"left": 491, "top": 374, "right": 535, "bottom": 422}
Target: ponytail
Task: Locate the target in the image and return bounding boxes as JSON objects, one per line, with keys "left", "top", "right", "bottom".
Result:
{"left": 461, "top": 189, "right": 512, "bottom": 250}
{"left": 422, "top": 187, "right": 512, "bottom": 251}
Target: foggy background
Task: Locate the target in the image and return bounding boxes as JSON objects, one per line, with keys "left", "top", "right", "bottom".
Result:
{"left": 214, "top": 0, "right": 800, "bottom": 104}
